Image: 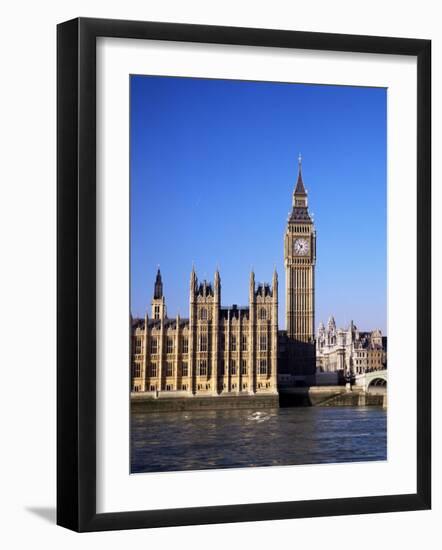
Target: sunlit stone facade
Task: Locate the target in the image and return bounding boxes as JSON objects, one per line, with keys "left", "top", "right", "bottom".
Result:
{"left": 283, "top": 155, "right": 316, "bottom": 378}
{"left": 131, "top": 268, "right": 278, "bottom": 397}
{"left": 316, "top": 317, "right": 387, "bottom": 377}
{"left": 130, "top": 156, "right": 324, "bottom": 397}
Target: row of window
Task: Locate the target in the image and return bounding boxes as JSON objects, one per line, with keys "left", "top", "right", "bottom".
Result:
{"left": 133, "top": 358, "right": 269, "bottom": 378}
{"left": 152, "top": 337, "right": 186, "bottom": 354}
{"left": 135, "top": 333, "right": 270, "bottom": 355}
{"left": 197, "top": 358, "right": 266, "bottom": 376}
{"left": 143, "top": 383, "right": 268, "bottom": 392}
{"left": 135, "top": 381, "right": 274, "bottom": 392}
{"left": 219, "top": 334, "right": 268, "bottom": 352}
{"left": 144, "top": 310, "right": 272, "bottom": 332}
{"left": 147, "top": 384, "right": 189, "bottom": 392}
{"left": 144, "top": 383, "right": 255, "bottom": 392}
{"left": 355, "top": 358, "right": 383, "bottom": 366}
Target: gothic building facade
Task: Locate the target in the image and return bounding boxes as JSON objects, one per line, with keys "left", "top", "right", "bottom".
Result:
{"left": 130, "top": 156, "right": 316, "bottom": 397}
{"left": 131, "top": 268, "right": 278, "bottom": 396}
{"left": 316, "top": 316, "right": 387, "bottom": 379}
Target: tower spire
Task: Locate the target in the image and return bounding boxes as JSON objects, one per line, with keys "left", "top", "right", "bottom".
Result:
{"left": 249, "top": 269, "right": 255, "bottom": 299}
{"left": 153, "top": 268, "right": 163, "bottom": 299}
{"left": 151, "top": 268, "right": 166, "bottom": 319}
{"left": 294, "top": 152, "right": 306, "bottom": 196}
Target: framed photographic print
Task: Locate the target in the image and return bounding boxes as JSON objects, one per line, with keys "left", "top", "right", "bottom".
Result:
{"left": 57, "top": 17, "right": 431, "bottom": 532}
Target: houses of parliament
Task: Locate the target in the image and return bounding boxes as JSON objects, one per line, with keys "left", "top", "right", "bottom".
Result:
{"left": 130, "top": 156, "right": 316, "bottom": 397}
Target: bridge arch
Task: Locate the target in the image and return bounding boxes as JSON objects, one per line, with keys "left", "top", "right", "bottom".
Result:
{"left": 367, "top": 376, "right": 387, "bottom": 393}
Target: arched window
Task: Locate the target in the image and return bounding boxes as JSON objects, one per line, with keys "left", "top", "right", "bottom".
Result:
{"left": 200, "top": 308, "right": 207, "bottom": 320}
{"left": 259, "top": 308, "right": 267, "bottom": 320}
{"left": 182, "top": 337, "right": 188, "bottom": 354}
{"left": 259, "top": 359, "right": 267, "bottom": 375}
{"left": 241, "top": 334, "right": 247, "bottom": 351}
{"left": 198, "top": 360, "right": 208, "bottom": 376}
{"left": 199, "top": 333, "right": 208, "bottom": 352}
{"left": 149, "top": 363, "right": 157, "bottom": 377}
{"left": 166, "top": 337, "right": 174, "bottom": 354}
{"left": 259, "top": 334, "right": 267, "bottom": 351}
{"left": 230, "top": 360, "right": 237, "bottom": 375}
{"left": 231, "top": 335, "right": 237, "bottom": 351}
{"left": 132, "top": 362, "right": 141, "bottom": 378}
{"left": 241, "top": 359, "right": 247, "bottom": 375}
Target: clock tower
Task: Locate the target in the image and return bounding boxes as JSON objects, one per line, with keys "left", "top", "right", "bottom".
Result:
{"left": 284, "top": 155, "right": 316, "bottom": 374}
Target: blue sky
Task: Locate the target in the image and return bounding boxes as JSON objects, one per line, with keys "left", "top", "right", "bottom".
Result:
{"left": 130, "top": 75, "right": 387, "bottom": 333}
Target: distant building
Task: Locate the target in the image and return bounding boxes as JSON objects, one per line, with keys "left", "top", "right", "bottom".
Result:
{"left": 316, "top": 316, "right": 387, "bottom": 382}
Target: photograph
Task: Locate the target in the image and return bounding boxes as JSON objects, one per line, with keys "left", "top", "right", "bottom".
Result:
{"left": 0, "top": 0, "right": 433, "bottom": 542}
{"left": 129, "top": 75, "right": 388, "bottom": 474}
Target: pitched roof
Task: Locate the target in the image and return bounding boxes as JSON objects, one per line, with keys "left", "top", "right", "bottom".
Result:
{"left": 289, "top": 155, "right": 310, "bottom": 222}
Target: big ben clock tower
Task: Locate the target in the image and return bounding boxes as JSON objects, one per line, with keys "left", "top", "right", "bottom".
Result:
{"left": 284, "top": 155, "right": 316, "bottom": 375}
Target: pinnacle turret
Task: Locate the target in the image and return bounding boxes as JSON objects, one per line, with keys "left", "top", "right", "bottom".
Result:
{"left": 153, "top": 268, "right": 163, "bottom": 299}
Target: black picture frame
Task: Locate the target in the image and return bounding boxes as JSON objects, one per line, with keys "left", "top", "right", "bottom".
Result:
{"left": 57, "top": 17, "right": 431, "bottom": 532}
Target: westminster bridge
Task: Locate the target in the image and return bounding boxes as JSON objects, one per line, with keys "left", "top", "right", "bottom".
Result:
{"left": 353, "top": 369, "right": 387, "bottom": 393}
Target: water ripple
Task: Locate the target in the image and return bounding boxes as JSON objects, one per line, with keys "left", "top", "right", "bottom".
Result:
{"left": 131, "top": 406, "right": 387, "bottom": 473}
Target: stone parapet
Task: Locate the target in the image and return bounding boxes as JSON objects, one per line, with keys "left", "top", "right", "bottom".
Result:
{"left": 131, "top": 393, "right": 279, "bottom": 412}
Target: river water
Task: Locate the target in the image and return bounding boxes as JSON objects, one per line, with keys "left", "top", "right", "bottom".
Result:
{"left": 131, "top": 406, "right": 387, "bottom": 474}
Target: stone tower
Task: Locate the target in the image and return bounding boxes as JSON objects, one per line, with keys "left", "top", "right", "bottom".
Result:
{"left": 284, "top": 155, "right": 316, "bottom": 375}
{"left": 151, "top": 268, "right": 166, "bottom": 320}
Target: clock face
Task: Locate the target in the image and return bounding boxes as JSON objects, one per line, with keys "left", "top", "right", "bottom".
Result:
{"left": 294, "top": 238, "right": 310, "bottom": 256}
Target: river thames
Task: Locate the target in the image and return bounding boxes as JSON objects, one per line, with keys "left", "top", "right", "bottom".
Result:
{"left": 131, "top": 406, "right": 386, "bottom": 473}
